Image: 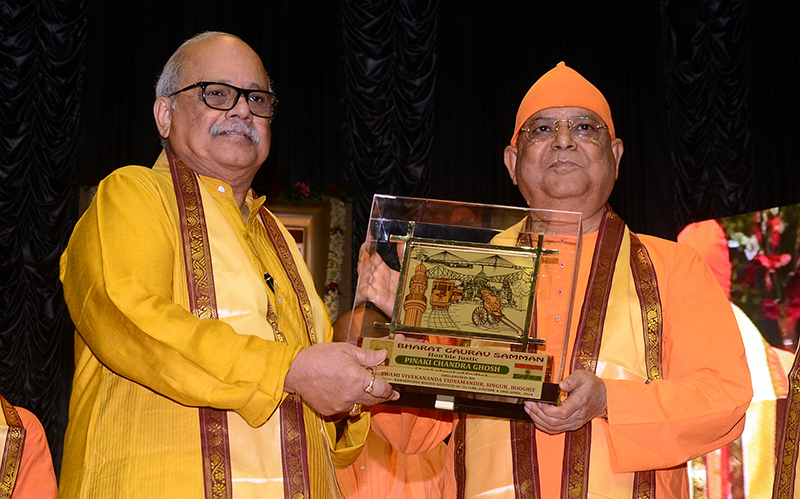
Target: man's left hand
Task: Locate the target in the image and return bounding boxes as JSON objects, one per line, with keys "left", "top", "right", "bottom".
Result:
{"left": 354, "top": 245, "right": 400, "bottom": 317}
{"left": 523, "top": 369, "right": 607, "bottom": 434}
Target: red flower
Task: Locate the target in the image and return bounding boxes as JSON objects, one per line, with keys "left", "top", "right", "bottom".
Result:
{"left": 772, "top": 231, "right": 781, "bottom": 249}
{"left": 768, "top": 215, "right": 785, "bottom": 248}
{"left": 741, "top": 263, "right": 758, "bottom": 286}
{"left": 789, "top": 298, "right": 800, "bottom": 321}
{"left": 762, "top": 299, "right": 781, "bottom": 320}
{"left": 755, "top": 253, "right": 792, "bottom": 271}
{"left": 294, "top": 182, "right": 310, "bottom": 198}
{"left": 768, "top": 215, "right": 785, "bottom": 233}
{"left": 329, "top": 182, "right": 340, "bottom": 195}
{"left": 753, "top": 214, "right": 764, "bottom": 244}
{"left": 327, "top": 282, "right": 339, "bottom": 291}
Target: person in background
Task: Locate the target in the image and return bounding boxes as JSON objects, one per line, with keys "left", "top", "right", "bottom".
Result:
{"left": 334, "top": 306, "right": 449, "bottom": 499}
{"left": 0, "top": 394, "right": 57, "bottom": 498}
{"left": 679, "top": 220, "right": 792, "bottom": 498}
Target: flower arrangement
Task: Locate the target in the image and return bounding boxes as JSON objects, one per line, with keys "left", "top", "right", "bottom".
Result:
{"left": 323, "top": 198, "right": 347, "bottom": 320}
{"left": 721, "top": 205, "right": 800, "bottom": 349}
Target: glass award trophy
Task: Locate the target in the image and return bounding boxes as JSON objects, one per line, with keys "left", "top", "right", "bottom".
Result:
{"left": 349, "top": 195, "right": 582, "bottom": 420}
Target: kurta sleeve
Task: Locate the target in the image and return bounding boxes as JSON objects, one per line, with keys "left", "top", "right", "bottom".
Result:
{"left": 60, "top": 167, "right": 301, "bottom": 427}
{"left": 325, "top": 414, "right": 372, "bottom": 468}
{"left": 603, "top": 241, "right": 752, "bottom": 472}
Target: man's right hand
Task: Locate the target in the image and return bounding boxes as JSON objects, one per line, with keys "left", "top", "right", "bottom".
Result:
{"left": 283, "top": 342, "right": 399, "bottom": 416}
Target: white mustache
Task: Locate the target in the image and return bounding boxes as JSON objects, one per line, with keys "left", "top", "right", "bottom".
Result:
{"left": 210, "top": 121, "right": 260, "bottom": 144}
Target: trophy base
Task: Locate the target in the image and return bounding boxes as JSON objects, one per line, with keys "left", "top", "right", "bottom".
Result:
{"left": 382, "top": 382, "right": 561, "bottom": 421}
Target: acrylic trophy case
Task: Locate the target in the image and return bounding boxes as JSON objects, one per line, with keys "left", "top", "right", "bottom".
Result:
{"left": 350, "top": 195, "right": 582, "bottom": 420}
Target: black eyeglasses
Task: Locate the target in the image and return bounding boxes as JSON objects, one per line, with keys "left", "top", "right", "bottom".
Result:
{"left": 169, "top": 81, "right": 278, "bottom": 118}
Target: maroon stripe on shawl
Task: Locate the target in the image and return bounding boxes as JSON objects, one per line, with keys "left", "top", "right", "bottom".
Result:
{"left": 0, "top": 397, "right": 25, "bottom": 499}
{"left": 168, "top": 151, "right": 232, "bottom": 499}
{"left": 454, "top": 417, "right": 467, "bottom": 499}
{"left": 256, "top": 206, "right": 315, "bottom": 496}
{"left": 560, "top": 206, "right": 625, "bottom": 499}
{"left": 511, "top": 420, "right": 540, "bottom": 499}
{"left": 258, "top": 206, "right": 317, "bottom": 345}
{"left": 629, "top": 232, "right": 664, "bottom": 499}
{"left": 774, "top": 351, "right": 800, "bottom": 498}
{"left": 280, "top": 395, "right": 311, "bottom": 499}
{"left": 629, "top": 233, "right": 664, "bottom": 384}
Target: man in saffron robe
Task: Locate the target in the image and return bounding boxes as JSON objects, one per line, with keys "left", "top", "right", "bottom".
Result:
{"left": 59, "top": 32, "right": 397, "bottom": 498}
{"left": 358, "top": 62, "right": 752, "bottom": 498}
{"left": 678, "top": 220, "right": 790, "bottom": 498}
{"left": 0, "top": 394, "right": 58, "bottom": 498}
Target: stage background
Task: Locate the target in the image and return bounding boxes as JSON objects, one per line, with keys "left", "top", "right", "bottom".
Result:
{"left": 1, "top": 0, "right": 798, "bottom": 474}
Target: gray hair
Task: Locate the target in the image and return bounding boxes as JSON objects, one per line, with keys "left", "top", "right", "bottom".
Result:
{"left": 156, "top": 32, "right": 237, "bottom": 99}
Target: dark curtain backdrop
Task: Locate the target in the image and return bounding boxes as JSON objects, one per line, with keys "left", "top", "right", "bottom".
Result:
{"left": 2, "top": 0, "right": 799, "bottom": 474}
{"left": 0, "top": 0, "right": 87, "bottom": 475}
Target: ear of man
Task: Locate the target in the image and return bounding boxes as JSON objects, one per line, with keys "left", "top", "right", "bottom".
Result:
{"left": 503, "top": 145, "right": 519, "bottom": 185}
{"left": 610, "top": 138, "right": 624, "bottom": 180}
{"left": 153, "top": 97, "right": 173, "bottom": 140}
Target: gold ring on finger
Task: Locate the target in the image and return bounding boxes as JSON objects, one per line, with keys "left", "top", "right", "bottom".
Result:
{"left": 364, "top": 367, "right": 376, "bottom": 394}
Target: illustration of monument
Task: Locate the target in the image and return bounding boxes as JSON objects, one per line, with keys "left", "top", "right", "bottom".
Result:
{"left": 403, "top": 263, "right": 428, "bottom": 326}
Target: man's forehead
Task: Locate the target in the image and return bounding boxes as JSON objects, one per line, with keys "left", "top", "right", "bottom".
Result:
{"left": 528, "top": 107, "right": 601, "bottom": 122}
{"left": 182, "top": 37, "right": 270, "bottom": 90}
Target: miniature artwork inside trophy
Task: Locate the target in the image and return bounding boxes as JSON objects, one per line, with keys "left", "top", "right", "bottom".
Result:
{"left": 400, "top": 244, "right": 531, "bottom": 340}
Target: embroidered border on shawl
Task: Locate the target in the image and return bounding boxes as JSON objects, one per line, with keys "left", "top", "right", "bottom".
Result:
{"left": 628, "top": 232, "right": 663, "bottom": 498}
{"left": 628, "top": 232, "right": 663, "bottom": 499}
{"left": 509, "top": 216, "right": 543, "bottom": 498}
{"left": 168, "top": 152, "right": 232, "bottom": 499}
{"left": 629, "top": 233, "right": 663, "bottom": 383}
{"left": 454, "top": 417, "right": 467, "bottom": 499}
{"left": 774, "top": 352, "right": 800, "bottom": 498}
{"left": 170, "top": 154, "right": 218, "bottom": 321}
{"left": 197, "top": 409, "right": 233, "bottom": 499}
{"left": 258, "top": 207, "right": 317, "bottom": 346}
{"left": 256, "top": 206, "right": 315, "bottom": 496}
{"left": 511, "top": 420, "right": 540, "bottom": 499}
{"left": 280, "top": 394, "right": 311, "bottom": 499}
{"left": 0, "top": 397, "right": 24, "bottom": 499}
{"left": 561, "top": 207, "right": 625, "bottom": 499}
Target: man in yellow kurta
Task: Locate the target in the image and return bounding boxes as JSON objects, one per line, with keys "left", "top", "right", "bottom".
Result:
{"left": 59, "top": 32, "right": 398, "bottom": 498}
{"left": 358, "top": 62, "right": 753, "bottom": 499}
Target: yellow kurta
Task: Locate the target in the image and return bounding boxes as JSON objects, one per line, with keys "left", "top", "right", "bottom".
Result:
{"left": 59, "top": 151, "right": 366, "bottom": 498}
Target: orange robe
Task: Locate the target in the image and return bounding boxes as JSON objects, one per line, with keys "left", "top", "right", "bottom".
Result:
{"left": 336, "top": 406, "right": 452, "bottom": 499}
{"left": 0, "top": 395, "right": 57, "bottom": 499}
{"left": 14, "top": 408, "right": 58, "bottom": 499}
{"left": 385, "top": 226, "right": 752, "bottom": 498}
